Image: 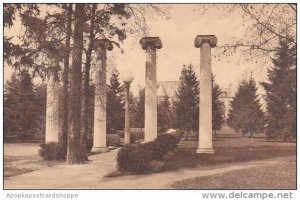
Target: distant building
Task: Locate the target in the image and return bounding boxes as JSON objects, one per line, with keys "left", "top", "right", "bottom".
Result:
{"left": 157, "top": 81, "right": 180, "bottom": 102}
{"left": 219, "top": 85, "right": 234, "bottom": 119}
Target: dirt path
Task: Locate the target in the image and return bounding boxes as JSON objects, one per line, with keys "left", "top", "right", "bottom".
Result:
{"left": 4, "top": 151, "right": 294, "bottom": 189}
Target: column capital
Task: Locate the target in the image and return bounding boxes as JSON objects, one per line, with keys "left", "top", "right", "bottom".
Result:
{"left": 96, "top": 39, "right": 113, "bottom": 51}
{"left": 140, "top": 37, "right": 162, "bottom": 50}
{"left": 194, "top": 35, "right": 217, "bottom": 48}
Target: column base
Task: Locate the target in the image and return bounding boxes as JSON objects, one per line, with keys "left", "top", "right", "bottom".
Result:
{"left": 91, "top": 147, "right": 109, "bottom": 153}
{"left": 196, "top": 147, "right": 214, "bottom": 154}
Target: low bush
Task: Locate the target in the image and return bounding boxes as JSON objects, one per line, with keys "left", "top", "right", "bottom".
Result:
{"left": 143, "top": 141, "right": 166, "bottom": 161}
{"left": 39, "top": 142, "right": 65, "bottom": 160}
{"left": 130, "top": 131, "right": 144, "bottom": 143}
{"left": 117, "top": 143, "right": 153, "bottom": 173}
{"left": 117, "top": 132, "right": 183, "bottom": 173}
{"left": 107, "top": 134, "right": 121, "bottom": 147}
{"left": 148, "top": 160, "right": 165, "bottom": 172}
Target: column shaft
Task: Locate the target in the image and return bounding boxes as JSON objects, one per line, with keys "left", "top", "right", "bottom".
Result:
{"left": 45, "top": 78, "right": 60, "bottom": 143}
{"left": 144, "top": 47, "right": 157, "bottom": 141}
{"left": 92, "top": 50, "right": 108, "bottom": 152}
{"left": 197, "top": 42, "right": 214, "bottom": 153}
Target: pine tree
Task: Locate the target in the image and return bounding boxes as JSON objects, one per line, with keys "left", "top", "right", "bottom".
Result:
{"left": 212, "top": 76, "right": 225, "bottom": 134}
{"left": 34, "top": 83, "right": 47, "bottom": 141}
{"left": 107, "top": 69, "right": 125, "bottom": 133}
{"left": 228, "top": 77, "right": 265, "bottom": 137}
{"left": 4, "top": 71, "right": 39, "bottom": 139}
{"left": 158, "top": 96, "right": 171, "bottom": 133}
{"left": 260, "top": 39, "right": 296, "bottom": 141}
{"left": 131, "top": 88, "right": 145, "bottom": 129}
{"left": 173, "top": 64, "right": 199, "bottom": 138}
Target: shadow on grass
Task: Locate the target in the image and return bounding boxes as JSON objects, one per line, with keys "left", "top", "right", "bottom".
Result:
{"left": 162, "top": 145, "right": 296, "bottom": 171}
{"left": 4, "top": 155, "right": 65, "bottom": 179}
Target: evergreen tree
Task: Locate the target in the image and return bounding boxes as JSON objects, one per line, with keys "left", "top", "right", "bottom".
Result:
{"left": 34, "top": 83, "right": 47, "bottom": 140}
{"left": 4, "top": 71, "right": 39, "bottom": 139}
{"left": 260, "top": 39, "right": 296, "bottom": 141}
{"left": 131, "top": 87, "right": 145, "bottom": 129}
{"left": 158, "top": 96, "right": 171, "bottom": 133}
{"left": 173, "top": 64, "right": 199, "bottom": 138}
{"left": 212, "top": 76, "right": 225, "bottom": 134}
{"left": 107, "top": 69, "right": 125, "bottom": 133}
{"left": 228, "top": 77, "right": 265, "bottom": 137}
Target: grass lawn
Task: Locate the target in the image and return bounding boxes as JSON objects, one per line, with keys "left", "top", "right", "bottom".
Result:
{"left": 4, "top": 143, "right": 62, "bottom": 178}
{"left": 161, "top": 129, "right": 296, "bottom": 172}
{"left": 171, "top": 160, "right": 296, "bottom": 189}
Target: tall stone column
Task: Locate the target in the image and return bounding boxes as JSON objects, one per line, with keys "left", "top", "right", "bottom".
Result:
{"left": 92, "top": 39, "right": 113, "bottom": 153}
{"left": 140, "top": 37, "right": 162, "bottom": 141}
{"left": 45, "top": 77, "right": 60, "bottom": 143}
{"left": 194, "top": 35, "right": 217, "bottom": 154}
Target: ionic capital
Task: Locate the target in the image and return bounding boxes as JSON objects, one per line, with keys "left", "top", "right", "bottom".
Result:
{"left": 194, "top": 35, "right": 217, "bottom": 48}
{"left": 140, "top": 37, "right": 162, "bottom": 50}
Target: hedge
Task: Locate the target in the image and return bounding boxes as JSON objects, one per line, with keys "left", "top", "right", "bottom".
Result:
{"left": 117, "top": 131, "right": 183, "bottom": 173}
{"left": 39, "top": 142, "right": 65, "bottom": 160}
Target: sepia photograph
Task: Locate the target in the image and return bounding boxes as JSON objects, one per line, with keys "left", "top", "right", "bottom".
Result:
{"left": 2, "top": 2, "right": 297, "bottom": 192}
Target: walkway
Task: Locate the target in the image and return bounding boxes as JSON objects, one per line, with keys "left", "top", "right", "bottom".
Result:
{"left": 4, "top": 151, "right": 294, "bottom": 189}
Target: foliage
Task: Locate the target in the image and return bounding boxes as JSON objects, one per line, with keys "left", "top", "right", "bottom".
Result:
{"left": 260, "top": 39, "right": 296, "bottom": 141}
{"left": 4, "top": 71, "right": 45, "bottom": 139}
{"left": 131, "top": 88, "right": 145, "bottom": 128}
{"left": 39, "top": 142, "right": 65, "bottom": 160}
{"left": 158, "top": 96, "right": 172, "bottom": 133}
{"left": 173, "top": 64, "right": 199, "bottom": 134}
{"left": 107, "top": 69, "right": 125, "bottom": 133}
{"left": 117, "top": 132, "right": 183, "bottom": 173}
{"left": 4, "top": 3, "right": 169, "bottom": 164}
{"left": 212, "top": 76, "right": 225, "bottom": 132}
{"left": 195, "top": 4, "right": 296, "bottom": 61}
{"left": 227, "top": 77, "right": 265, "bottom": 137}
{"left": 107, "top": 134, "right": 121, "bottom": 147}
{"left": 130, "top": 131, "right": 144, "bottom": 143}
{"left": 117, "top": 143, "right": 153, "bottom": 173}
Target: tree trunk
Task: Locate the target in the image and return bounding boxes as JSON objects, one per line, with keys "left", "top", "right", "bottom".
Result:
{"left": 60, "top": 3, "right": 72, "bottom": 157}
{"left": 67, "top": 4, "right": 85, "bottom": 164}
{"left": 80, "top": 4, "right": 96, "bottom": 161}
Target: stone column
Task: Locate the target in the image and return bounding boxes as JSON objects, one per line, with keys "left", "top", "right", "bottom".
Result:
{"left": 92, "top": 39, "right": 113, "bottom": 153}
{"left": 140, "top": 37, "right": 162, "bottom": 141}
{"left": 194, "top": 35, "right": 217, "bottom": 154}
{"left": 45, "top": 77, "right": 60, "bottom": 143}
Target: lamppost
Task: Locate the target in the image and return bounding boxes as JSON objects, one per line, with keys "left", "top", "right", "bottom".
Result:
{"left": 122, "top": 71, "right": 134, "bottom": 145}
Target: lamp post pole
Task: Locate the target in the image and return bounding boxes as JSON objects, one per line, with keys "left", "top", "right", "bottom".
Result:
{"left": 122, "top": 71, "right": 134, "bottom": 145}
{"left": 124, "top": 81, "right": 131, "bottom": 145}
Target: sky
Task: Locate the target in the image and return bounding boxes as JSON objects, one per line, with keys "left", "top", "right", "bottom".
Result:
{"left": 111, "top": 4, "right": 269, "bottom": 96}
{"left": 4, "top": 4, "right": 271, "bottom": 97}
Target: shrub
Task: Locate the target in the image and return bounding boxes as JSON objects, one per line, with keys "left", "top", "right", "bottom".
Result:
{"left": 148, "top": 160, "right": 165, "bottom": 173}
{"left": 130, "top": 131, "right": 144, "bottom": 143}
{"left": 107, "top": 134, "right": 121, "bottom": 147}
{"left": 143, "top": 141, "right": 166, "bottom": 161}
{"left": 117, "top": 132, "right": 183, "bottom": 173}
{"left": 156, "top": 133, "right": 178, "bottom": 152}
{"left": 117, "top": 144, "right": 153, "bottom": 173}
{"left": 39, "top": 142, "right": 65, "bottom": 160}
